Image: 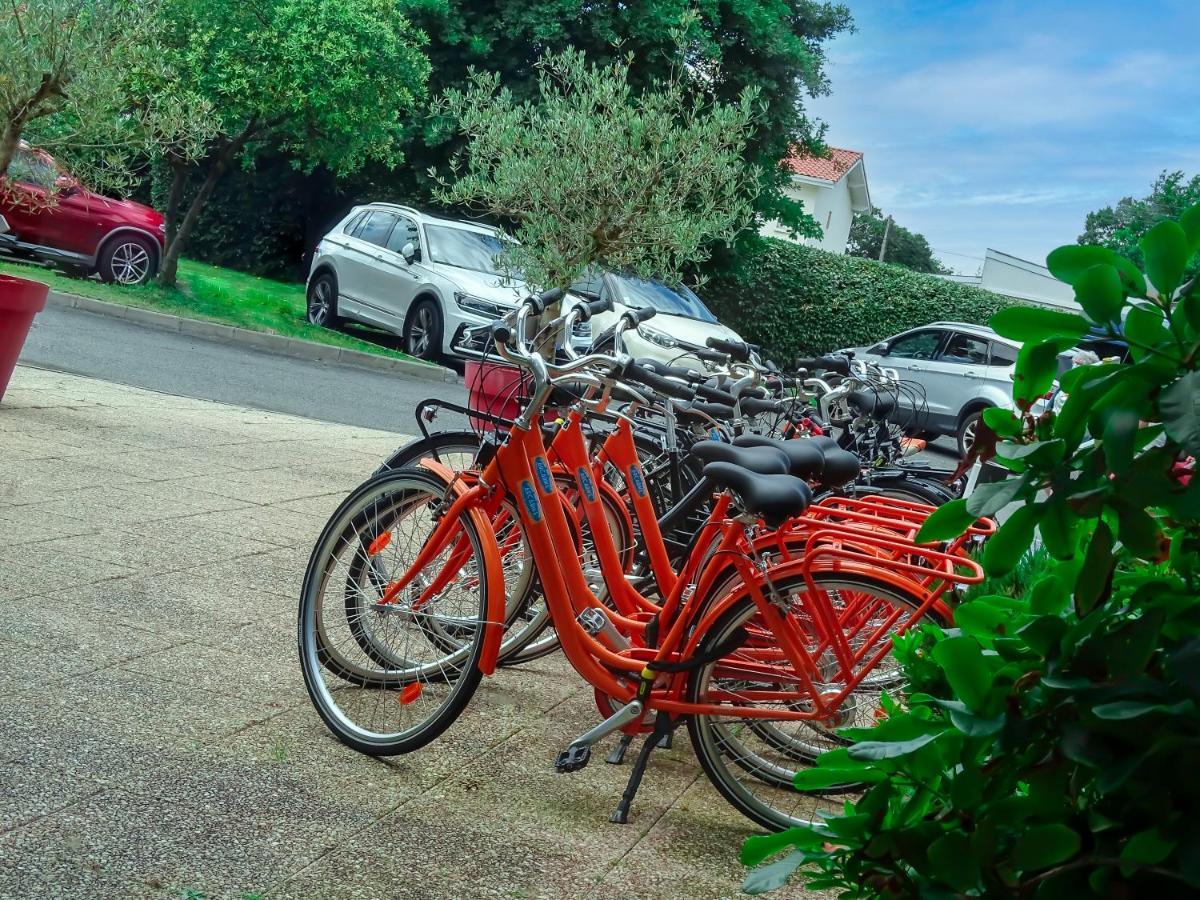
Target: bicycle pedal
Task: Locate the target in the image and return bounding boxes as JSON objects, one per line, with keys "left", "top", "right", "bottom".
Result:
{"left": 555, "top": 744, "right": 591, "bottom": 773}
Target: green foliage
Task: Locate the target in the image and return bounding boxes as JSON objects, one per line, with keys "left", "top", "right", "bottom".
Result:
{"left": 744, "top": 205, "right": 1200, "bottom": 897}
{"left": 703, "top": 236, "right": 1012, "bottom": 361}
{"left": 434, "top": 45, "right": 760, "bottom": 290}
{"left": 846, "top": 207, "right": 950, "bottom": 274}
{"left": 1079, "top": 170, "right": 1200, "bottom": 278}
{"left": 164, "top": 0, "right": 852, "bottom": 279}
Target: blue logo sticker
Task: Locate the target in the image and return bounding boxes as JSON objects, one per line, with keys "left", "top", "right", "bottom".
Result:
{"left": 577, "top": 468, "right": 596, "bottom": 502}
{"left": 520, "top": 481, "right": 542, "bottom": 521}
{"left": 629, "top": 465, "right": 646, "bottom": 497}
{"left": 534, "top": 456, "right": 554, "bottom": 494}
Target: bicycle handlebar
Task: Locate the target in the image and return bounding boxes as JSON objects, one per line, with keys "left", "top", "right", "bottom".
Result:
{"left": 706, "top": 336, "right": 751, "bottom": 362}
{"left": 794, "top": 355, "right": 851, "bottom": 377}
{"left": 621, "top": 360, "right": 696, "bottom": 402}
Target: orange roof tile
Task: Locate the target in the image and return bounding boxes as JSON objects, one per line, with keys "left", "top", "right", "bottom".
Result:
{"left": 784, "top": 146, "right": 863, "bottom": 182}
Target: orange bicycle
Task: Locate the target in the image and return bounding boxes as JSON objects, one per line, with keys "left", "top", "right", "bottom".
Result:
{"left": 298, "top": 290, "right": 989, "bottom": 829}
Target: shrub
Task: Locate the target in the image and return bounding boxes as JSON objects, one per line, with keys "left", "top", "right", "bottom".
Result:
{"left": 742, "top": 206, "right": 1200, "bottom": 897}
{"left": 702, "top": 236, "right": 1012, "bottom": 361}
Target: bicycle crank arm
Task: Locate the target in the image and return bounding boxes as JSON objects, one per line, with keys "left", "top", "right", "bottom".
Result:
{"left": 555, "top": 700, "right": 644, "bottom": 773}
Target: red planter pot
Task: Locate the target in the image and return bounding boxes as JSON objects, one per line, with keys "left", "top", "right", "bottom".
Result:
{"left": 0, "top": 274, "right": 49, "bottom": 401}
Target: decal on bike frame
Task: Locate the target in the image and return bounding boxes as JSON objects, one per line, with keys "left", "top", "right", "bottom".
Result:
{"left": 629, "top": 465, "right": 646, "bottom": 497}
{"left": 520, "top": 481, "right": 542, "bottom": 522}
{"left": 534, "top": 456, "right": 554, "bottom": 494}
{"left": 577, "top": 467, "right": 596, "bottom": 502}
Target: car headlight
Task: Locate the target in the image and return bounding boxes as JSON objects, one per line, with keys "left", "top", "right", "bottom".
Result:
{"left": 454, "top": 293, "right": 509, "bottom": 319}
{"left": 638, "top": 324, "right": 677, "bottom": 349}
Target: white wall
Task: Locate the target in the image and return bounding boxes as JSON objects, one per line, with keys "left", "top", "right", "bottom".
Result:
{"left": 977, "top": 250, "right": 1075, "bottom": 309}
{"left": 760, "top": 181, "right": 855, "bottom": 254}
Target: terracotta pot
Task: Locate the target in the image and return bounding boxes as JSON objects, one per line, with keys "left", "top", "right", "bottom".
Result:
{"left": 0, "top": 273, "right": 49, "bottom": 401}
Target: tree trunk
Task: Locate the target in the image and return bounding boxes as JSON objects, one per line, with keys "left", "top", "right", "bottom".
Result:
{"left": 164, "top": 160, "right": 187, "bottom": 249}
{"left": 157, "top": 120, "right": 258, "bottom": 287}
{"left": 0, "top": 121, "right": 27, "bottom": 180}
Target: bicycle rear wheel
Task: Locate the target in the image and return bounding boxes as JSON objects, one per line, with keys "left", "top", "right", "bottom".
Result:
{"left": 298, "top": 468, "right": 490, "bottom": 756}
{"left": 685, "top": 572, "right": 932, "bottom": 831}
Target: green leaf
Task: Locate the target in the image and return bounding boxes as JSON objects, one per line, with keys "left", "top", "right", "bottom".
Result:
{"left": 847, "top": 732, "right": 940, "bottom": 761}
{"left": 990, "top": 306, "right": 1090, "bottom": 342}
{"left": 1013, "top": 824, "right": 1081, "bottom": 871}
{"left": 984, "top": 505, "right": 1041, "bottom": 577}
{"left": 1101, "top": 407, "right": 1142, "bottom": 475}
{"left": 965, "top": 475, "right": 1027, "bottom": 517}
{"left": 1030, "top": 573, "right": 1070, "bottom": 614}
{"left": 1124, "top": 303, "right": 1171, "bottom": 358}
{"left": 742, "top": 850, "right": 805, "bottom": 894}
{"left": 1019, "top": 615, "right": 1068, "bottom": 655}
{"left": 1121, "top": 827, "right": 1176, "bottom": 869}
{"left": 1048, "top": 245, "right": 1147, "bottom": 296}
{"left": 928, "top": 833, "right": 979, "bottom": 891}
{"left": 916, "top": 497, "right": 976, "bottom": 542}
{"left": 1160, "top": 371, "right": 1200, "bottom": 455}
{"left": 982, "top": 407, "right": 1022, "bottom": 438}
{"left": 1141, "top": 219, "right": 1190, "bottom": 297}
{"left": 792, "top": 766, "right": 884, "bottom": 790}
{"left": 1038, "top": 501, "right": 1080, "bottom": 560}
{"left": 1013, "top": 340, "right": 1072, "bottom": 410}
{"left": 1180, "top": 202, "right": 1200, "bottom": 253}
{"left": 741, "top": 828, "right": 823, "bottom": 866}
{"left": 1075, "top": 522, "right": 1115, "bottom": 615}
{"left": 1092, "top": 699, "right": 1192, "bottom": 720}
{"left": 1074, "top": 264, "right": 1126, "bottom": 323}
{"left": 932, "top": 636, "right": 992, "bottom": 712}
{"left": 996, "top": 438, "right": 1065, "bottom": 465}
{"left": 1114, "top": 499, "right": 1162, "bottom": 560}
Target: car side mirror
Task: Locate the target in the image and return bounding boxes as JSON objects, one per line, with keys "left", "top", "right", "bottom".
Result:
{"left": 400, "top": 242, "right": 418, "bottom": 265}
{"left": 55, "top": 177, "right": 80, "bottom": 198}
{"left": 872, "top": 341, "right": 890, "bottom": 355}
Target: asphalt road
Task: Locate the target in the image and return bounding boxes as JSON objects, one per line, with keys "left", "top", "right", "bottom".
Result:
{"left": 18, "top": 299, "right": 469, "bottom": 433}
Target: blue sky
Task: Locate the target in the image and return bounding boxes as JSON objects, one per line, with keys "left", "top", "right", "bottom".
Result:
{"left": 805, "top": 0, "right": 1200, "bottom": 272}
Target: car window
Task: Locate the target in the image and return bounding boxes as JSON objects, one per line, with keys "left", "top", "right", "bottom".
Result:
{"left": 941, "top": 333, "right": 990, "bottom": 365}
{"left": 570, "top": 269, "right": 604, "bottom": 301}
{"left": 888, "top": 329, "right": 943, "bottom": 360}
{"left": 8, "top": 148, "right": 57, "bottom": 190}
{"left": 609, "top": 274, "right": 717, "bottom": 323}
{"left": 355, "top": 211, "right": 397, "bottom": 248}
{"left": 386, "top": 215, "right": 422, "bottom": 255}
{"left": 424, "top": 224, "right": 510, "bottom": 274}
{"left": 342, "top": 211, "right": 369, "bottom": 235}
{"left": 990, "top": 342, "right": 1019, "bottom": 366}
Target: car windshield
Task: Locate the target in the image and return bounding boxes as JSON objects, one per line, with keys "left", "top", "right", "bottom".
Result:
{"left": 425, "top": 225, "right": 507, "bottom": 275}
{"left": 610, "top": 275, "right": 717, "bottom": 323}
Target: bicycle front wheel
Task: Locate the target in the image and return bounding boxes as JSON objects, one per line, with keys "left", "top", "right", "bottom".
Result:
{"left": 298, "top": 468, "right": 490, "bottom": 756}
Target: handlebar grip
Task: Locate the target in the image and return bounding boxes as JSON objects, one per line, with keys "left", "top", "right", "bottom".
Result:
{"left": 526, "top": 287, "right": 566, "bottom": 315}
{"left": 579, "top": 296, "right": 613, "bottom": 321}
{"left": 490, "top": 322, "right": 513, "bottom": 346}
{"left": 621, "top": 305, "right": 658, "bottom": 326}
{"left": 692, "top": 347, "right": 729, "bottom": 364}
{"left": 637, "top": 358, "right": 700, "bottom": 384}
{"left": 622, "top": 361, "right": 695, "bottom": 402}
{"left": 695, "top": 382, "right": 737, "bottom": 405}
{"left": 690, "top": 401, "right": 735, "bottom": 420}
{"left": 705, "top": 337, "right": 751, "bottom": 362}
{"left": 794, "top": 355, "right": 851, "bottom": 377}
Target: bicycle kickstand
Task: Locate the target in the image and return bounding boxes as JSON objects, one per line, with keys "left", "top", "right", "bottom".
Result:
{"left": 610, "top": 713, "right": 671, "bottom": 824}
{"left": 605, "top": 734, "right": 634, "bottom": 765}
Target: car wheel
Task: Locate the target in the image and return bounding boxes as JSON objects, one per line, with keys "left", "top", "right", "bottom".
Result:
{"left": 98, "top": 236, "right": 156, "bottom": 285}
{"left": 957, "top": 410, "right": 985, "bottom": 458}
{"left": 306, "top": 272, "right": 340, "bottom": 328}
{"left": 404, "top": 297, "right": 443, "bottom": 361}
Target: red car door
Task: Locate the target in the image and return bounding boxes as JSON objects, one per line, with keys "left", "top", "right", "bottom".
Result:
{"left": 1, "top": 147, "right": 101, "bottom": 259}
{"left": 0, "top": 148, "right": 54, "bottom": 245}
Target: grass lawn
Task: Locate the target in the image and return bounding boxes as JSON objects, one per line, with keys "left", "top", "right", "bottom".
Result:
{"left": 0, "top": 256, "right": 428, "bottom": 365}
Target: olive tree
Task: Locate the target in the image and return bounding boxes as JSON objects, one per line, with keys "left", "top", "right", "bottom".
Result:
{"left": 0, "top": 0, "right": 210, "bottom": 189}
{"left": 151, "top": 0, "right": 431, "bottom": 286}
{"left": 434, "top": 46, "right": 761, "bottom": 296}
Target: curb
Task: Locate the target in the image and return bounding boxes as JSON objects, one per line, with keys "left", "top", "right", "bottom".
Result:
{"left": 43, "top": 290, "right": 462, "bottom": 385}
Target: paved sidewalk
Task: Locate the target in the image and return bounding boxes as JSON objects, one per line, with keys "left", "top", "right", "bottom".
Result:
{"left": 0, "top": 366, "right": 809, "bottom": 899}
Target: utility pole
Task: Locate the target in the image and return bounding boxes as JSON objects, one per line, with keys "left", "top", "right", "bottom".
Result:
{"left": 877, "top": 215, "right": 893, "bottom": 262}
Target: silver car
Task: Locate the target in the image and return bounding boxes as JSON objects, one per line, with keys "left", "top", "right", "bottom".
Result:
{"left": 846, "top": 321, "right": 1021, "bottom": 456}
{"left": 306, "top": 204, "right": 533, "bottom": 361}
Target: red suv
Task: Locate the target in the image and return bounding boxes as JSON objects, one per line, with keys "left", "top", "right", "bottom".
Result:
{"left": 0, "top": 143, "right": 166, "bottom": 285}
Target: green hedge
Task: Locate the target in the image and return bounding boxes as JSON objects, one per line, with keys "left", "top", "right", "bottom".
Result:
{"left": 702, "top": 237, "right": 1013, "bottom": 361}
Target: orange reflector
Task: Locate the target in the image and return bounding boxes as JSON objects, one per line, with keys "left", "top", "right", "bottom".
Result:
{"left": 368, "top": 532, "right": 392, "bottom": 556}
{"left": 398, "top": 682, "right": 423, "bottom": 705}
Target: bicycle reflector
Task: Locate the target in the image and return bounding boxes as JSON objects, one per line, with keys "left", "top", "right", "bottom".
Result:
{"left": 368, "top": 532, "right": 392, "bottom": 556}
{"left": 397, "top": 683, "right": 423, "bottom": 705}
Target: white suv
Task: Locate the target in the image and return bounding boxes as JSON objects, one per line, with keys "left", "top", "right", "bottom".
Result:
{"left": 846, "top": 321, "right": 1021, "bottom": 456}
{"left": 306, "top": 204, "right": 533, "bottom": 361}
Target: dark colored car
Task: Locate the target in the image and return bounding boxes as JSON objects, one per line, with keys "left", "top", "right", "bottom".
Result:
{"left": 0, "top": 143, "right": 166, "bottom": 284}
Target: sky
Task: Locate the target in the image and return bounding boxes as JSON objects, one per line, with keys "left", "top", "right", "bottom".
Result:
{"left": 805, "top": 0, "right": 1200, "bottom": 273}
